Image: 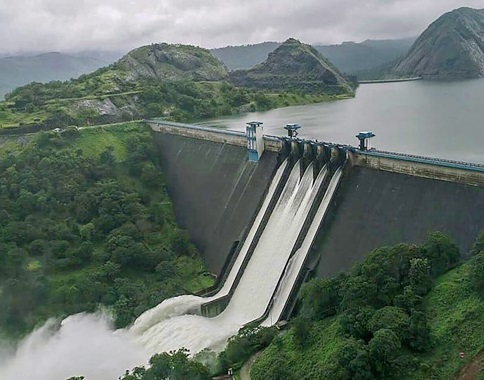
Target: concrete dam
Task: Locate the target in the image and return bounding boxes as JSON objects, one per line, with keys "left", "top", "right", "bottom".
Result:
{"left": 133, "top": 120, "right": 484, "bottom": 354}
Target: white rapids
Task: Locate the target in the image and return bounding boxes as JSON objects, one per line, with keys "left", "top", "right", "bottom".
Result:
{"left": 0, "top": 159, "right": 344, "bottom": 380}
{"left": 131, "top": 159, "right": 334, "bottom": 355}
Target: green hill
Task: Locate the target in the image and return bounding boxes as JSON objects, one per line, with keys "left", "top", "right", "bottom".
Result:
{"left": 229, "top": 38, "right": 355, "bottom": 95}
{"left": 0, "top": 41, "right": 354, "bottom": 132}
{"left": 210, "top": 38, "right": 415, "bottom": 77}
{"left": 393, "top": 7, "right": 484, "bottom": 79}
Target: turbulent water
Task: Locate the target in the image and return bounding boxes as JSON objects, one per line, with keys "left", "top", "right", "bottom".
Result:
{"left": 1, "top": 158, "right": 333, "bottom": 379}
{"left": 132, "top": 159, "right": 327, "bottom": 355}
{"left": 0, "top": 312, "right": 148, "bottom": 380}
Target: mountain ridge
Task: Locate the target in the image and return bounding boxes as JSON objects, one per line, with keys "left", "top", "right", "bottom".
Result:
{"left": 393, "top": 7, "right": 484, "bottom": 79}
{"left": 0, "top": 52, "right": 114, "bottom": 99}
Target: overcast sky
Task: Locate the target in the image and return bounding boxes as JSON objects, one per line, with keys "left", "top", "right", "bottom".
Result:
{"left": 0, "top": 0, "right": 482, "bottom": 54}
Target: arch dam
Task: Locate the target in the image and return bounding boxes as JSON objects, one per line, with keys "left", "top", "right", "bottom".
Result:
{"left": 148, "top": 120, "right": 484, "bottom": 322}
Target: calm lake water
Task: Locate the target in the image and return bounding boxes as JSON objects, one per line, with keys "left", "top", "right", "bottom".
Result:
{"left": 200, "top": 79, "right": 484, "bottom": 164}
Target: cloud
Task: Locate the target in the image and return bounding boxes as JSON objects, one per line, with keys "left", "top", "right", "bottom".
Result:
{"left": 0, "top": 0, "right": 482, "bottom": 54}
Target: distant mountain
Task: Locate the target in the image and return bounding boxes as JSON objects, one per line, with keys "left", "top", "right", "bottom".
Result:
{"left": 211, "top": 42, "right": 281, "bottom": 70}
{"left": 0, "top": 52, "right": 114, "bottom": 99}
{"left": 211, "top": 38, "right": 414, "bottom": 77}
{"left": 315, "top": 38, "right": 415, "bottom": 73}
{"left": 229, "top": 38, "right": 355, "bottom": 94}
{"left": 393, "top": 7, "right": 484, "bottom": 79}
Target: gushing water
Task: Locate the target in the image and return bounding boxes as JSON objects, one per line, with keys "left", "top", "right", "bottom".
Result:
{"left": 0, "top": 312, "right": 147, "bottom": 380}
{"left": 133, "top": 159, "right": 327, "bottom": 355}
{"left": 0, "top": 160, "right": 340, "bottom": 379}
{"left": 262, "top": 167, "right": 343, "bottom": 326}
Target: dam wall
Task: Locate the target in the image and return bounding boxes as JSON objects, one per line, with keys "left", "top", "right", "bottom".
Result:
{"left": 152, "top": 131, "right": 279, "bottom": 275}
{"left": 314, "top": 166, "right": 484, "bottom": 277}
{"left": 149, "top": 119, "right": 484, "bottom": 301}
{"left": 351, "top": 150, "right": 484, "bottom": 187}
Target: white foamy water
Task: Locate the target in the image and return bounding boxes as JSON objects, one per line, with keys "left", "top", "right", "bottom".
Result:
{"left": 0, "top": 312, "right": 148, "bottom": 380}
{"left": 262, "top": 166, "right": 343, "bottom": 326}
{"left": 0, "top": 159, "right": 338, "bottom": 379}
{"left": 134, "top": 160, "right": 328, "bottom": 355}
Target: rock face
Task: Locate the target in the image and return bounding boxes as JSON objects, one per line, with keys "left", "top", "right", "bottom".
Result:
{"left": 118, "top": 43, "right": 229, "bottom": 82}
{"left": 229, "top": 38, "right": 354, "bottom": 94}
{"left": 393, "top": 7, "right": 484, "bottom": 79}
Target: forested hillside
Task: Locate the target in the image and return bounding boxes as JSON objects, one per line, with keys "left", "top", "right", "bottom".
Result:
{"left": 0, "top": 124, "right": 212, "bottom": 338}
{"left": 249, "top": 232, "right": 484, "bottom": 379}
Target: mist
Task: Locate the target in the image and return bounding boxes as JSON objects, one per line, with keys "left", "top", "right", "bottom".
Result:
{"left": 0, "top": 312, "right": 148, "bottom": 380}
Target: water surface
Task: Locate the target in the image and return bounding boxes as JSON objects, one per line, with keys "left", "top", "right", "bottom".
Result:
{"left": 200, "top": 80, "right": 484, "bottom": 164}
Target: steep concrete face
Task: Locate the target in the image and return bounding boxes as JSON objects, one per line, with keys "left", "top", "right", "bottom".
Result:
{"left": 153, "top": 132, "right": 278, "bottom": 274}
{"left": 316, "top": 167, "right": 484, "bottom": 277}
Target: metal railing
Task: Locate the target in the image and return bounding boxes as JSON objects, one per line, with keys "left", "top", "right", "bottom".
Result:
{"left": 362, "top": 149, "right": 484, "bottom": 173}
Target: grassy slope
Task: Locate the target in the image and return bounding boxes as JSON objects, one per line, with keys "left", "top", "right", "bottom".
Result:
{"left": 251, "top": 318, "right": 343, "bottom": 379}
{"left": 411, "top": 263, "right": 484, "bottom": 379}
{"left": 251, "top": 262, "right": 484, "bottom": 379}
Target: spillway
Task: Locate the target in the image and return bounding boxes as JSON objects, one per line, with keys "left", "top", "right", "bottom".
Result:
{"left": 130, "top": 158, "right": 289, "bottom": 336}
{"left": 262, "top": 167, "right": 343, "bottom": 326}
{"left": 131, "top": 159, "right": 331, "bottom": 355}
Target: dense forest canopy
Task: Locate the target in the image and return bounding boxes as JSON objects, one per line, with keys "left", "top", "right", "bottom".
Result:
{"left": 0, "top": 124, "right": 213, "bottom": 337}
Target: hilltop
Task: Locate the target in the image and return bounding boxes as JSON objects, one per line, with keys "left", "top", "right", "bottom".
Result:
{"left": 0, "top": 40, "right": 352, "bottom": 131}
{"left": 229, "top": 38, "right": 355, "bottom": 95}
{"left": 393, "top": 7, "right": 484, "bottom": 79}
{"left": 117, "top": 43, "right": 228, "bottom": 82}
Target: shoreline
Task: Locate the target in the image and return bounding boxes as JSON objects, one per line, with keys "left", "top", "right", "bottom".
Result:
{"left": 359, "top": 77, "right": 422, "bottom": 84}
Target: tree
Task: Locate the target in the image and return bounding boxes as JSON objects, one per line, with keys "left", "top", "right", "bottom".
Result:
{"left": 408, "top": 309, "right": 431, "bottom": 352}
{"left": 292, "top": 317, "right": 311, "bottom": 348}
{"left": 121, "top": 349, "right": 210, "bottom": 380}
{"left": 368, "top": 306, "right": 409, "bottom": 341}
{"left": 340, "top": 276, "right": 378, "bottom": 310}
{"left": 299, "top": 274, "right": 345, "bottom": 320}
{"left": 408, "top": 257, "right": 432, "bottom": 296}
{"left": 469, "top": 252, "right": 484, "bottom": 297}
{"left": 470, "top": 231, "right": 484, "bottom": 256}
{"left": 421, "top": 232, "right": 460, "bottom": 277}
{"left": 368, "top": 329, "right": 401, "bottom": 378}
{"left": 337, "top": 338, "right": 372, "bottom": 380}
{"left": 340, "top": 306, "right": 375, "bottom": 341}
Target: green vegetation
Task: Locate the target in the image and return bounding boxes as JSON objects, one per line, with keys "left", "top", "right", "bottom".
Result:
{"left": 0, "top": 41, "right": 355, "bottom": 131}
{"left": 120, "top": 349, "right": 211, "bottom": 380}
{"left": 0, "top": 123, "right": 213, "bottom": 337}
{"left": 229, "top": 38, "right": 357, "bottom": 94}
{"left": 249, "top": 232, "right": 484, "bottom": 380}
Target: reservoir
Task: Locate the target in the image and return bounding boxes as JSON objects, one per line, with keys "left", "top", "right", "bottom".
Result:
{"left": 200, "top": 79, "right": 484, "bottom": 164}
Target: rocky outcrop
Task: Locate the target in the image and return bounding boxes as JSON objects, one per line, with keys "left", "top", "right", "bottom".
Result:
{"left": 117, "top": 43, "right": 228, "bottom": 82}
{"left": 229, "top": 38, "right": 355, "bottom": 94}
{"left": 393, "top": 7, "right": 484, "bottom": 79}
